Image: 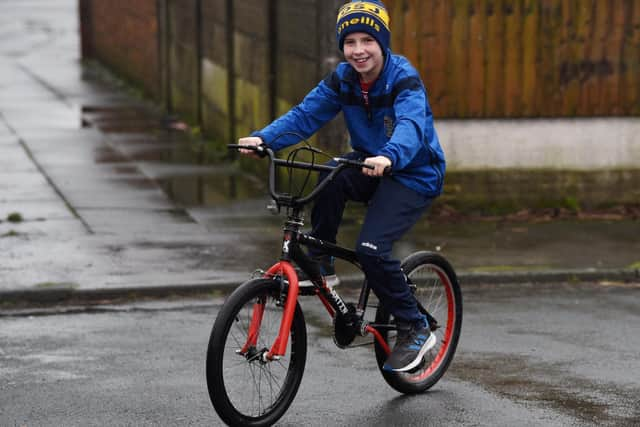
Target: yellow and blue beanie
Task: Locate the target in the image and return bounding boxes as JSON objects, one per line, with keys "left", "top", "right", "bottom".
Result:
{"left": 336, "top": 0, "right": 390, "bottom": 52}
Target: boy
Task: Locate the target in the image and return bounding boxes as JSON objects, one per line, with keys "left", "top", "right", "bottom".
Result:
{"left": 238, "top": 0, "right": 446, "bottom": 373}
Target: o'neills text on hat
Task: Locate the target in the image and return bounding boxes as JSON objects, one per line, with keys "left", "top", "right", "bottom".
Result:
{"left": 337, "top": 15, "right": 381, "bottom": 34}
{"left": 336, "top": 2, "right": 390, "bottom": 35}
{"left": 336, "top": 1, "right": 391, "bottom": 52}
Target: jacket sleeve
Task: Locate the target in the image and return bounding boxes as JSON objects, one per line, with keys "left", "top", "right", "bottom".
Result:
{"left": 378, "top": 77, "right": 428, "bottom": 170}
{"left": 251, "top": 75, "right": 342, "bottom": 151}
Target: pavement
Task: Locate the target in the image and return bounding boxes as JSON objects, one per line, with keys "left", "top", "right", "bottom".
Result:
{"left": 0, "top": 0, "right": 638, "bottom": 307}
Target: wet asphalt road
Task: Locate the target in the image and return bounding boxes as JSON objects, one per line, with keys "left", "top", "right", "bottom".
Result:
{"left": 1, "top": 281, "right": 638, "bottom": 426}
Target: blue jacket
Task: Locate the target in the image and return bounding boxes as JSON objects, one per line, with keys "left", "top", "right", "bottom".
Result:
{"left": 252, "top": 50, "right": 446, "bottom": 197}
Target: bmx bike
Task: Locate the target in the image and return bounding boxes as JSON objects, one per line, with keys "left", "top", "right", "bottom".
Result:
{"left": 206, "top": 144, "right": 462, "bottom": 426}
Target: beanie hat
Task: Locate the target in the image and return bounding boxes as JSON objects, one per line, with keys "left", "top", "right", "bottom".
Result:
{"left": 336, "top": 0, "right": 390, "bottom": 52}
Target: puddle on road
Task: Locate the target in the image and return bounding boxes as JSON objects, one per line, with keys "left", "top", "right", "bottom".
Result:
{"left": 80, "top": 105, "right": 640, "bottom": 273}
{"left": 451, "top": 352, "right": 638, "bottom": 426}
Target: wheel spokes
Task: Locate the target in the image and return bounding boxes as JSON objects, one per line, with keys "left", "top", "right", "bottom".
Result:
{"left": 221, "top": 293, "right": 293, "bottom": 418}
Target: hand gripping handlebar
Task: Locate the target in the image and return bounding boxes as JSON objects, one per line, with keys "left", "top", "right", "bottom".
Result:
{"left": 228, "top": 144, "right": 386, "bottom": 208}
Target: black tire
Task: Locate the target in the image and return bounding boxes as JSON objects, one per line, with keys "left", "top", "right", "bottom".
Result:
{"left": 206, "top": 278, "right": 307, "bottom": 426}
{"left": 374, "top": 251, "right": 463, "bottom": 394}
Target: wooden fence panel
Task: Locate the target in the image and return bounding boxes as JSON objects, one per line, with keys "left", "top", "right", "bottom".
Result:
{"left": 536, "top": 0, "right": 560, "bottom": 115}
{"left": 417, "top": 0, "right": 452, "bottom": 113}
{"left": 624, "top": 1, "right": 640, "bottom": 114}
{"left": 521, "top": 0, "right": 538, "bottom": 116}
{"left": 468, "top": 0, "right": 486, "bottom": 117}
{"left": 449, "top": 0, "right": 470, "bottom": 117}
{"left": 386, "top": 0, "right": 640, "bottom": 117}
{"left": 586, "top": 2, "right": 605, "bottom": 115}
{"left": 603, "top": 0, "right": 626, "bottom": 115}
{"left": 485, "top": 0, "right": 505, "bottom": 116}
{"left": 503, "top": 0, "right": 522, "bottom": 116}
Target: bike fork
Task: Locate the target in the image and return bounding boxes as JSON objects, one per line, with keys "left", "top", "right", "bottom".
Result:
{"left": 239, "top": 261, "right": 299, "bottom": 361}
{"left": 241, "top": 261, "right": 392, "bottom": 360}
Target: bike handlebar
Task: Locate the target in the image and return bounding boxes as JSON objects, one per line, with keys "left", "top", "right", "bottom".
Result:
{"left": 228, "top": 144, "right": 385, "bottom": 208}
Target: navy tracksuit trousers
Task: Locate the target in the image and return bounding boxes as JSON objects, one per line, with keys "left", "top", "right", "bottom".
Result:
{"left": 310, "top": 152, "right": 434, "bottom": 325}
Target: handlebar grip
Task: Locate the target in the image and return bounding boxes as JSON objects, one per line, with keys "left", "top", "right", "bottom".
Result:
{"left": 335, "top": 157, "right": 392, "bottom": 175}
{"left": 227, "top": 143, "right": 268, "bottom": 158}
{"left": 337, "top": 158, "right": 374, "bottom": 170}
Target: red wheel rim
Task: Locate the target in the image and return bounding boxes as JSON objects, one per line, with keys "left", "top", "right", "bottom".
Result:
{"left": 408, "top": 265, "right": 456, "bottom": 381}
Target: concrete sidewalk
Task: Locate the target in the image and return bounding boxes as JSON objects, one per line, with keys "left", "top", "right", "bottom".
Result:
{"left": 0, "top": 0, "right": 251, "bottom": 304}
{"left": 0, "top": 1, "right": 638, "bottom": 306}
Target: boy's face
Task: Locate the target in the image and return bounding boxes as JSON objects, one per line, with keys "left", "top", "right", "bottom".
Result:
{"left": 343, "top": 32, "right": 384, "bottom": 83}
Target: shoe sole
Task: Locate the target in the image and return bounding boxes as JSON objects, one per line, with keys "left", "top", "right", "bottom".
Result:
{"left": 384, "top": 332, "right": 437, "bottom": 373}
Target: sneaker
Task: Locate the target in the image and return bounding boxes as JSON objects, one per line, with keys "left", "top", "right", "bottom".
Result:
{"left": 296, "top": 255, "right": 340, "bottom": 287}
{"left": 383, "top": 318, "right": 436, "bottom": 372}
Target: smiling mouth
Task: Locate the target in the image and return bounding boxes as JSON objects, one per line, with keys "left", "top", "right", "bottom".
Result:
{"left": 354, "top": 57, "right": 369, "bottom": 64}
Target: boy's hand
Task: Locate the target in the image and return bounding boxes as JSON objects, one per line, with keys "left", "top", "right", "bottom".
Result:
{"left": 237, "top": 136, "right": 264, "bottom": 158}
{"left": 363, "top": 156, "right": 392, "bottom": 177}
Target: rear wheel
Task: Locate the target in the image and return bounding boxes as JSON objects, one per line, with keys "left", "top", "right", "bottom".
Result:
{"left": 206, "top": 278, "right": 307, "bottom": 426}
{"left": 374, "top": 251, "right": 462, "bottom": 394}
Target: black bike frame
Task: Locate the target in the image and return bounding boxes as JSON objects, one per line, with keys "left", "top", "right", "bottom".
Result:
{"left": 282, "top": 217, "right": 370, "bottom": 316}
{"left": 265, "top": 220, "right": 393, "bottom": 357}
{"left": 229, "top": 144, "right": 395, "bottom": 358}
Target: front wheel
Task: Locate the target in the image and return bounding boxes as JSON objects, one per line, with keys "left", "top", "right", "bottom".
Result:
{"left": 206, "top": 278, "right": 307, "bottom": 426}
{"left": 374, "top": 251, "right": 463, "bottom": 394}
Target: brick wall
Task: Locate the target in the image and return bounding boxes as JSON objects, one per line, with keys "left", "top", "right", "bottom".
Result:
{"left": 80, "top": 0, "right": 344, "bottom": 148}
{"left": 82, "top": 0, "right": 160, "bottom": 98}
